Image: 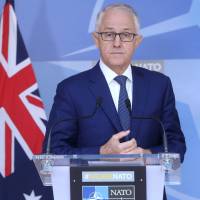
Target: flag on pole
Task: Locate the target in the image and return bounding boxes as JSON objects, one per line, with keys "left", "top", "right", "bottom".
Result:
{"left": 0, "top": 0, "right": 53, "bottom": 199}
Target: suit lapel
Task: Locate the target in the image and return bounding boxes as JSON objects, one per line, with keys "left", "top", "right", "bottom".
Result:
{"left": 131, "top": 67, "right": 149, "bottom": 139}
{"left": 88, "top": 63, "right": 122, "bottom": 132}
{"left": 87, "top": 64, "right": 150, "bottom": 136}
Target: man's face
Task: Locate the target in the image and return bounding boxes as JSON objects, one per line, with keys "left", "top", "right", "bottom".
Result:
{"left": 93, "top": 8, "right": 142, "bottom": 73}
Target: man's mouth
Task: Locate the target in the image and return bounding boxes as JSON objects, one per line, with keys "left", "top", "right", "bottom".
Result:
{"left": 111, "top": 52, "right": 123, "bottom": 54}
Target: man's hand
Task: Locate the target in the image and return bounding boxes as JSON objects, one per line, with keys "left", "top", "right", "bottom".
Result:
{"left": 100, "top": 130, "right": 152, "bottom": 155}
{"left": 123, "top": 147, "right": 152, "bottom": 154}
{"left": 100, "top": 130, "right": 137, "bottom": 154}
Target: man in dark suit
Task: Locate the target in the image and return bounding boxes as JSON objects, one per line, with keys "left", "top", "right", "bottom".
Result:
{"left": 43, "top": 4, "right": 186, "bottom": 162}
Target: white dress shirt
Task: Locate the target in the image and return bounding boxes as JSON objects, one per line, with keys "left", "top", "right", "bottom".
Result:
{"left": 99, "top": 60, "right": 133, "bottom": 111}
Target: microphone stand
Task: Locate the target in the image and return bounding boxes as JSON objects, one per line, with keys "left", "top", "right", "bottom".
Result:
{"left": 125, "top": 99, "right": 179, "bottom": 172}
{"left": 125, "top": 98, "right": 168, "bottom": 153}
{"left": 40, "top": 97, "right": 102, "bottom": 175}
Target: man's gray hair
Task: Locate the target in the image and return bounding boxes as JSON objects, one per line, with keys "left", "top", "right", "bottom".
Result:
{"left": 95, "top": 3, "right": 140, "bottom": 33}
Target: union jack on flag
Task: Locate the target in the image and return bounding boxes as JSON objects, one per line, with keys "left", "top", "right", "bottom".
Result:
{"left": 0, "top": 0, "right": 52, "bottom": 199}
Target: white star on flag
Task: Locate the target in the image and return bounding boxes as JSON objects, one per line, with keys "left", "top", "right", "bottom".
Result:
{"left": 23, "top": 190, "right": 42, "bottom": 200}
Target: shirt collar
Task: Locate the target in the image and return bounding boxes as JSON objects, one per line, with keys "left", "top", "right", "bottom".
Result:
{"left": 99, "top": 59, "right": 133, "bottom": 84}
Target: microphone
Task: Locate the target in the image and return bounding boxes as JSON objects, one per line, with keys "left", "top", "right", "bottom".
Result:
{"left": 125, "top": 98, "right": 168, "bottom": 153}
{"left": 46, "top": 97, "right": 102, "bottom": 155}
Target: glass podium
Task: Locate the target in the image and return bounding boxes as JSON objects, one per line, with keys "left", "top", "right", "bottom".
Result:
{"left": 33, "top": 153, "right": 181, "bottom": 200}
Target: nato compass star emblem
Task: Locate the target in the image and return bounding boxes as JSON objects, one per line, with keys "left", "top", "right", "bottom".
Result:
{"left": 89, "top": 191, "right": 103, "bottom": 200}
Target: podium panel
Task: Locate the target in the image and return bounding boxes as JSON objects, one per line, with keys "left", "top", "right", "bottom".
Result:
{"left": 70, "top": 165, "right": 146, "bottom": 200}
{"left": 51, "top": 165, "right": 164, "bottom": 200}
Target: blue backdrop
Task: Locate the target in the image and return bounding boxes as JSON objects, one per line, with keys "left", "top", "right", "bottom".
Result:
{"left": 0, "top": 0, "right": 199, "bottom": 199}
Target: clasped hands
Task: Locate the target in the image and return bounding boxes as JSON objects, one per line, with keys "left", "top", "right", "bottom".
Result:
{"left": 100, "top": 130, "right": 151, "bottom": 155}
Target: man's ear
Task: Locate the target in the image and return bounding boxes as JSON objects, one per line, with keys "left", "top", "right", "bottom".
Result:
{"left": 92, "top": 32, "right": 100, "bottom": 48}
{"left": 134, "top": 35, "right": 143, "bottom": 48}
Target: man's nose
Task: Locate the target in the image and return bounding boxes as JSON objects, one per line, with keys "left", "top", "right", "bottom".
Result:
{"left": 113, "top": 34, "right": 122, "bottom": 47}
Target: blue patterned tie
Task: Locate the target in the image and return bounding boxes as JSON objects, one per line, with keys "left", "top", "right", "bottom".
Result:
{"left": 114, "top": 75, "right": 131, "bottom": 132}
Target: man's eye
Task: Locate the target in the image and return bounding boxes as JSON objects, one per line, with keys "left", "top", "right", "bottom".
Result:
{"left": 122, "top": 33, "right": 131, "bottom": 37}
{"left": 105, "top": 32, "right": 113, "bottom": 37}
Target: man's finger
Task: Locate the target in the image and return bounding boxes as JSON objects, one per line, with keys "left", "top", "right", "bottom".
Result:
{"left": 113, "top": 130, "right": 130, "bottom": 140}
{"left": 120, "top": 138, "right": 137, "bottom": 149}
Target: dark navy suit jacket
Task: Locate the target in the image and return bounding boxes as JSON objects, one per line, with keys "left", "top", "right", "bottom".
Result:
{"left": 43, "top": 63, "right": 186, "bottom": 162}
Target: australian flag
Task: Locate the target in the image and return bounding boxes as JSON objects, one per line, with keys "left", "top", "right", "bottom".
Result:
{"left": 0, "top": 0, "right": 53, "bottom": 199}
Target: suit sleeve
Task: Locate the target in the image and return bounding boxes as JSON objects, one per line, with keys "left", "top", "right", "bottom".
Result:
{"left": 43, "top": 81, "right": 100, "bottom": 154}
{"left": 149, "top": 77, "right": 186, "bottom": 162}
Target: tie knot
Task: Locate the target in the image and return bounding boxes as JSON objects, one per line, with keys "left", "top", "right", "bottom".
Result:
{"left": 114, "top": 75, "right": 127, "bottom": 87}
